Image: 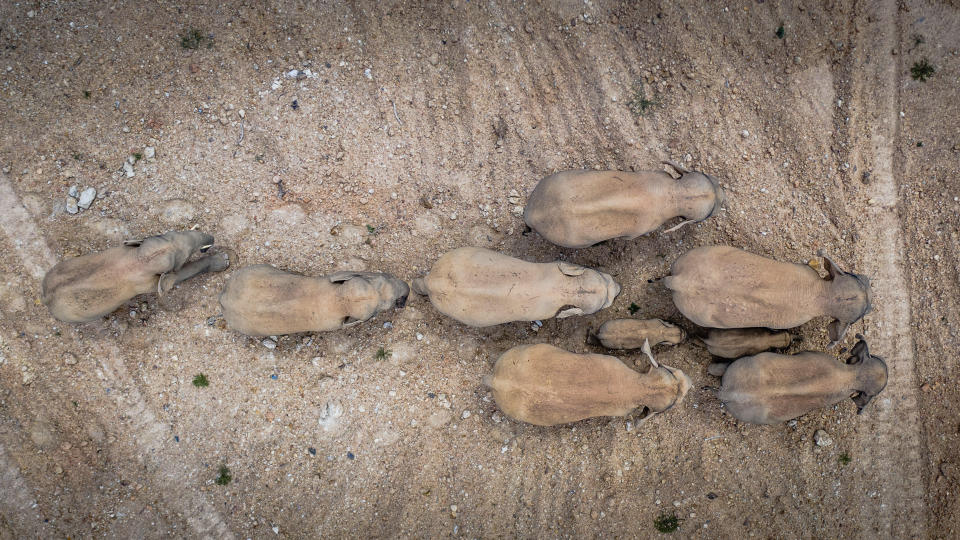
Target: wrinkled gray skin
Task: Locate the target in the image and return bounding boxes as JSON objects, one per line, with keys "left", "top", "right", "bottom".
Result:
{"left": 42, "top": 231, "right": 228, "bottom": 323}
{"left": 710, "top": 335, "right": 888, "bottom": 424}
{"left": 589, "top": 318, "right": 686, "bottom": 349}
{"left": 523, "top": 161, "right": 725, "bottom": 248}
{"left": 483, "top": 343, "right": 692, "bottom": 426}
{"left": 702, "top": 328, "right": 795, "bottom": 359}
{"left": 411, "top": 247, "right": 620, "bottom": 327}
{"left": 664, "top": 246, "right": 872, "bottom": 346}
{"left": 219, "top": 264, "right": 410, "bottom": 336}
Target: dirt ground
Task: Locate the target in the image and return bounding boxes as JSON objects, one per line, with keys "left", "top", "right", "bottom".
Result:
{"left": 1, "top": 0, "right": 958, "bottom": 538}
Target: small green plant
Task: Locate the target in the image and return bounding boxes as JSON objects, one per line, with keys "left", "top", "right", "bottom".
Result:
{"left": 628, "top": 302, "right": 640, "bottom": 315}
{"left": 374, "top": 347, "right": 392, "bottom": 361}
{"left": 132, "top": 152, "right": 143, "bottom": 162}
{"left": 83, "top": 90, "right": 91, "bottom": 98}
{"left": 838, "top": 453, "right": 852, "bottom": 465}
{"left": 215, "top": 465, "right": 232, "bottom": 485}
{"left": 654, "top": 513, "right": 681, "bottom": 533}
{"left": 628, "top": 80, "right": 658, "bottom": 117}
{"left": 366, "top": 224, "right": 377, "bottom": 234}
{"left": 775, "top": 25, "right": 785, "bottom": 39}
{"left": 912, "top": 33, "right": 924, "bottom": 47}
{"left": 911, "top": 58, "right": 935, "bottom": 81}
{"left": 71, "top": 152, "right": 82, "bottom": 161}
{"left": 179, "top": 29, "right": 211, "bottom": 50}
{"left": 192, "top": 373, "right": 209, "bottom": 387}
{"left": 916, "top": 141, "right": 923, "bottom": 147}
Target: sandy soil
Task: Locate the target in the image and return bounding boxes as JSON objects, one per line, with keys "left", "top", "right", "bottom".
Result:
{"left": 1, "top": 1, "right": 958, "bottom": 538}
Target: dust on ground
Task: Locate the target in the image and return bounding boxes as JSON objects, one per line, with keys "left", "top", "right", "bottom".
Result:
{"left": 0, "top": 1, "right": 958, "bottom": 537}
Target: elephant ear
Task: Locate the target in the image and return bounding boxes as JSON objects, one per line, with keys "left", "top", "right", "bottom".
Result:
{"left": 557, "top": 262, "right": 585, "bottom": 277}
{"left": 328, "top": 271, "right": 365, "bottom": 283}
{"left": 818, "top": 251, "right": 848, "bottom": 281}
{"left": 827, "top": 319, "right": 850, "bottom": 348}
{"left": 556, "top": 307, "right": 584, "bottom": 318}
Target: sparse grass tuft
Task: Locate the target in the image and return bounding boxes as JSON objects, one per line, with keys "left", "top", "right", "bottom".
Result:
{"left": 83, "top": 90, "right": 91, "bottom": 98}
{"left": 192, "top": 373, "right": 209, "bottom": 387}
{"left": 911, "top": 58, "right": 935, "bottom": 81}
{"left": 180, "top": 29, "right": 211, "bottom": 50}
{"left": 654, "top": 513, "right": 681, "bottom": 533}
{"left": 628, "top": 80, "right": 658, "bottom": 117}
{"left": 838, "top": 453, "right": 852, "bottom": 465}
{"left": 366, "top": 224, "right": 377, "bottom": 234}
{"left": 132, "top": 152, "right": 143, "bottom": 162}
{"left": 374, "top": 347, "right": 392, "bottom": 361}
{"left": 215, "top": 465, "right": 232, "bottom": 485}
{"left": 775, "top": 25, "right": 785, "bottom": 39}
{"left": 628, "top": 302, "right": 640, "bottom": 315}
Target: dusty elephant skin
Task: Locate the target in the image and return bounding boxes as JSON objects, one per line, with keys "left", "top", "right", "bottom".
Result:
{"left": 702, "top": 328, "right": 795, "bottom": 359}
{"left": 483, "top": 343, "right": 692, "bottom": 427}
{"left": 588, "top": 318, "right": 686, "bottom": 349}
{"left": 711, "top": 335, "right": 887, "bottom": 424}
{"left": 411, "top": 247, "right": 620, "bottom": 327}
{"left": 219, "top": 264, "right": 409, "bottom": 337}
{"left": 42, "top": 230, "right": 229, "bottom": 323}
{"left": 663, "top": 245, "right": 871, "bottom": 345}
{"left": 523, "top": 161, "right": 725, "bottom": 248}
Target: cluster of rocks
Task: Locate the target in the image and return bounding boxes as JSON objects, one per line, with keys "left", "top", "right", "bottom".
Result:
{"left": 65, "top": 185, "right": 97, "bottom": 214}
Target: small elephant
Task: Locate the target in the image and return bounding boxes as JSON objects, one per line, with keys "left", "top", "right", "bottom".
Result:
{"left": 483, "top": 342, "right": 691, "bottom": 426}
{"left": 709, "top": 335, "right": 887, "bottom": 424}
{"left": 664, "top": 246, "right": 871, "bottom": 346}
{"left": 411, "top": 247, "right": 620, "bottom": 327}
{"left": 42, "top": 230, "right": 229, "bottom": 323}
{"left": 588, "top": 318, "right": 686, "bottom": 349}
{"left": 701, "top": 328, "right": 795, "bottom": 359}
{"left": 523, "top": 161, "right": 724, "bottom": 248}
{"left": 219, "top": 264, "right": 409, "bottom": 336}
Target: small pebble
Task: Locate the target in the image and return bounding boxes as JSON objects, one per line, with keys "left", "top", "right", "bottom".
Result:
{"left": 68, "top": 185, "right": 78, "bottom": 198}
{"left": 262, "top": 339, "right": 277, "bottom": 349}
{"left": 346, "top": 451, "right": 355, "bottom": 460}
{"left": 122, "top": 161, "right": 135, "bottom": 178}
{"left": 144, "top": 146, "right": 155, "bottom": 160}
{"left": 65, "top": 197, "right": 79, "bottom": 214}
{"left": 416, "top": 333, "right": 424, "bottom": 341}
{"left": 428, "top": 53, "right": 440, "bottom": 66}
{"left": 461, "top": 410, "right": 471, "bottom": 419}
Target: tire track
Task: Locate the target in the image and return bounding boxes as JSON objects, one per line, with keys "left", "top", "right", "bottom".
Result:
{"left": 846, "top": 2, "right": 926, "bottom": 537}
{"left": 0, "top": 438, "right": 49, "bottom": 537}
{"left": 0, "top": 170, "right": 235, "bottom": 539}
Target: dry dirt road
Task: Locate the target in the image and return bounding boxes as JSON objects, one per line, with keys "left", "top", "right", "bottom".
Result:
{"left": 1, "top": 1, "right": 958, "bottom": 538}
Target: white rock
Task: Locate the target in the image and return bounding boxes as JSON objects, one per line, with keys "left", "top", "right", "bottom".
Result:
{"left": 122, "top": 161, "right": 134, "bottom": 178}
{"left": 68, "top": 185, "right": 78, "bottom": 198}
{"left": 814, "top": 429, "right": 833, "bottom": 447}
{"left": 262, "top": 338, "right": 277, "bottom": 349}
{"left": 77, "top": 187, "right": 96, "bottom": 209}
{"left": 66, "top": 197, "right": 79, "bottom": 214}
{"left": 143, "top": 146, "right": 155, "bottom": 160}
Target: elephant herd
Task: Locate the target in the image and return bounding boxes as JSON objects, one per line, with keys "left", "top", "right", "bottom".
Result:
{"left": 41, "top": 161, "right": 885, "bottom": 428}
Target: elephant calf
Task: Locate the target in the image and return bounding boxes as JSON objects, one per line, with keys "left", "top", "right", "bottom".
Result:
{"left": 42, "top": 230, "right": 229, "bottom": 323}
{"left": 219, "top": 264, "right": 409, "bottom": 336}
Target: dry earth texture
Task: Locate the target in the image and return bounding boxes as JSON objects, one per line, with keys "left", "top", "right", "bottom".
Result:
{"left": 1, "top": 0, "right": 958, "bottom": 538}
